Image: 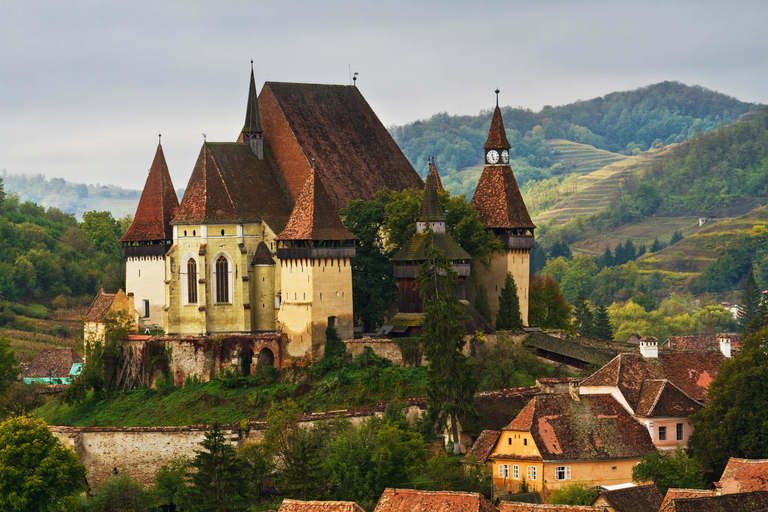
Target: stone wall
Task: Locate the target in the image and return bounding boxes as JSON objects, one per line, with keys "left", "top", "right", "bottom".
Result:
{"left": 345, "top": 338, "right": 407, "bottom": 366}
{"left": 50, "top": 404, "right": 425, "bottom": 488}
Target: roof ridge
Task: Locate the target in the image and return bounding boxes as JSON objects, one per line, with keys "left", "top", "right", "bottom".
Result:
{"left": 207, "top": 145, "right": 238, "bottom": 218}
{"left": 647, "top": 379, "right": 667, "bottom": 414}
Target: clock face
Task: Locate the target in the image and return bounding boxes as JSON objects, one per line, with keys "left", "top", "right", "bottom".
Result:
{"left": 501, "top": 150, "right": 509, "bottom": 163}
{"left": 486, "top": 150, "right": 500, "bottom": 164}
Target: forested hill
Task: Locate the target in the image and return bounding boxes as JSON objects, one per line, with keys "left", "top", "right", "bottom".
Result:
{"left": 390, "top": 81, "right": 762, "bottom": 197}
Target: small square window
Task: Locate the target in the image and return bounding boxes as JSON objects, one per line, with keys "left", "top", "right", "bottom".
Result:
{"left": 555, "top": 466, "right": 571, "bottom": 480}
{"left": 512, "top": 465, "right": 519, "bottom": 479}
{"left": 527, "top": 466, "right": 537, "bottom": 481}
{"left": 498, "top": 464, "right": 509, "bottom": 478}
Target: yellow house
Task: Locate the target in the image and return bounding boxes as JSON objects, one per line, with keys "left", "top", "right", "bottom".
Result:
{"left": 489, "top": 393, "right": 656, "bottom": 500}
{"left": 84, "top": 289, "right": 138, "bottom": 344}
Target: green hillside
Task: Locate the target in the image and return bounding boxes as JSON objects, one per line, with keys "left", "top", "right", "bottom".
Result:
{"left": 545, "top": 139, "right": 628, "bottom": 176}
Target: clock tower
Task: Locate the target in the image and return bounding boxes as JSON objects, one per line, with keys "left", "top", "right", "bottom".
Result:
{"left": 470, "top": 91, "right": 535, "bottom": 326}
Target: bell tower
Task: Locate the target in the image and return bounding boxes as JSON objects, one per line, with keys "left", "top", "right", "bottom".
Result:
{"left": 470, "top": 91, "right": 535, "bottom": 326}
{"left": 240, "top": 61, "right": 264, "bottom": 159}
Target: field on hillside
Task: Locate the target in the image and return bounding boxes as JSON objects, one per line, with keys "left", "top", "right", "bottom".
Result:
{"left": 571, "top": 216, "right": 702, "bottom": 256}
{"left": 2, "top": 313, "right": 83, "bottom": 363}
{"left": 545, "top": 139, "right": 628, "bottom": 176}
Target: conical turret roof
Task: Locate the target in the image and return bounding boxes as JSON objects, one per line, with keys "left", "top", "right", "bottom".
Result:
{"left": 483, "top": 106, "right": 511, "bottom": 150}
{"left": 428, "top": 158, "right": 444, "bottom": 192}
{"left": 275, "top": 166, "right": 357, "bottom": 241}
{"left": 418, "top": 171, "right": 446, "bottom": 222}
{"left": 242, "top": 66, "right": 262, "bottom": 135}
{"left": 471, "top": 164, "right": 535, "bottom": 229}
{"left": 121, "top": 144, "right": 179, "bottom": 242}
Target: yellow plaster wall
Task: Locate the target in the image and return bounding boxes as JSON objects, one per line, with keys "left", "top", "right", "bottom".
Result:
{"left": 252, "top": 264, "right": 275, "bottom": 331}
{"left": 470, "top": 248, "right": 530, "bottom": 326}
{"left": 541, "top": 459, "right": 639, "bottom": 496}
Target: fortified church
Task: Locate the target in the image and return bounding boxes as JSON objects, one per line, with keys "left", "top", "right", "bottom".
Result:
{"left": 109, "top": 70, "right": 533, "bottom": 380}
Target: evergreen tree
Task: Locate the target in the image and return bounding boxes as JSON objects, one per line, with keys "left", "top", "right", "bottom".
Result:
{"left": 528, "top": 276, "right": 572, "bottom": 332}
{"left": 416, "top": 234, "right": 478, "bottom": 455}
{"left": 738, "top": 268, "right": 762, "bottom": 333}
{"left": 496, "top": 274, "right": 523, "bottom": 331}
{"left": 474, "top": 284, "right": 491, "bottom": 325}
{"left": 189, "top": 423, "right": 249, "bottom": 512}
{"left": 670, "top": 230, "right": 684, "bottom": 245}
{"left": 650, "top": 238, "right": 662, "bottom": 252}
{"left": 573, "top": 296, "right": 594, "bottom": 337}
{"left": 598, "top": 247, "right": 613, "bottom": 268}
{"left": 593, "top": 304, "right": 614, "bottom": 340}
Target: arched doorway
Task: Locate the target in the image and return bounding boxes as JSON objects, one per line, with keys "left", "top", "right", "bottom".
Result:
{"left": 240, "top": 347, "right": 253, "bottom": 376}
{"left": 257, "top": 347, "right": 274, "bottom": 367}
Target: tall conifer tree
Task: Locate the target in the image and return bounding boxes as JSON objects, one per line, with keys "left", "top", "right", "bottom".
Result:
{"left": 593, "top": 303, "right": 614, "bottom": 340}
{"left": 574, "top": 295, "right": 595, "bottom": 337}
{"left": 474, "top": 284, "right": 492, "bottom": 325}
{"left": 496, "top": 273, "right": 523, "bottom": 331}
{"left": 738, "top": 268, "right": 762, "bottom": 332}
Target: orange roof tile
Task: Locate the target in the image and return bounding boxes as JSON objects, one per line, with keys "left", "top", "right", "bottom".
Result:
{"left": 251, "top": 241, "right": 275, "bottom": 266}
{"left": 483, "top": 106, "right": 512, "bottom": 150}
{"left": 374, "top": 488, "right": 498, "bottom": 512}
{"left": 597, "top": 484, "right": 663, "bottom": 512}
{"left": 84, "top": 289, "right": 116, "bottom": 323}
{"left": 660, "top": 489, "right": 714, "bottom": 510}
{"left": 121, "top": 144, "right": 179, "bottom": 242}
{"left": 660, "top": 490, "right": 768, "bottom": 511}
{"left": 467, "top": 430, "right": 501, "bottom": 463}
{"left": 275, "top": 166, "right": 356, "bottom": 241}
{"left": 635, "top": 380, "right": 701, "bottom": 417}
{"left": 278, "top": 499, "right": 365, "bottom": 512}
{"left": 21, "top": 348, "right": 83, "bottom": 379}
{"left": 716, "top": 458, "right": 768, "bottom": 494}
{"left": 428, "top": 158, "right": 444, "bottom": 192}
{"left": 498, "top": 503, "right": 603, "bottom": 512}
{"left": 471, "top": 164, "right": 535, "bottom": 230}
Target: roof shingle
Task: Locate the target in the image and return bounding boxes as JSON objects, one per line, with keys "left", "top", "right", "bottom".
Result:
{"left": 716, "top": 458, "right": 768, "bottom": 494}
{"left": 595, "top": 484, "right": 663, "bottom": 512}
{"left": 467, "top": 430, "right": 501, "bottom": 463}
{"left": 498, "top": 503, "right": 604, "bottom": 512}
{"left": 374, "top": 488, "right": 498, "bottom": 512}
{"left": 21, "top": 348, "right": 83, "bottom": 379}
{"left": 483, "top": 106, "right": 512, "bottom": 150}
{"left": 278, "top": 499, "right": 366, "bottom": 512}
{"left": 660, "top": 490, "right": 768, "bottom": 512}
{"left": 85, "top": 289, "right": 116, "bottom": 323}
{"left": 471, "top": 161, "right": 535, "bottom": 230}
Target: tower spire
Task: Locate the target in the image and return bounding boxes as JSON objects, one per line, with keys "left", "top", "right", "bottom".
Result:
{"left": 241, "top": 62, "right": 264, "bottom": 159}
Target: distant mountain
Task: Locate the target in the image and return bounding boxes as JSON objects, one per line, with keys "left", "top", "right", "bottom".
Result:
{"left": 390, "top": 81, "right": 763, "bottom": 198}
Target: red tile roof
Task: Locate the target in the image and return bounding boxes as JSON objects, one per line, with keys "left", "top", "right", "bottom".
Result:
{"left": 483, "top": 106, "right": 512, "bottom": 150}
{"left": 581, "top": 352, "right": 724, "bottom": 413}
{"left": 85, "top": 289, "right": 116, "bottom": 323}
{"left": 173, "top": 143, "right": 293, "bottom": 231}
{"left": 663, "top": 333, "right": 741, "bottom": 351}
{"left": 467, "top": 430, "right": 501, "bottom": 463}
{"left": 260, "top": 82, "right": 424, "bottom": 210}
{"left": 471, "top": 164, "right": 535, "bottom": 230}
{"left": 21, "top": 348, "right": 83, "bottom": 379}
{"left": 429, "top": 159, "right": 444, "bottom": 192}
{"left": 716, "top": 458, "right": 768, "bottom": 494}
{"left": 275, "top": 166, "right": 356, "bottom": 241}
{"left": 498, "top": 503, "right": 603, "bottom": 512}
{"left": 596, "top": 484, "right": 663, "bottom": 512}
{"left": 634, "top": 379, "right": 702, "bottom": 417}
{"left": 121, "top": 144, "right": 179, "bottom": 242}
{"left": 374, "top": 488, "right": 498, "bottom": 512}
{"left": 660, "top": 490, "right": 768, "bottom": 511}
{"left": 660, "top": 489, "right": 714, "bottom": 510}
{"left": 278, "top": 499, "right": 365, "bottom": 512}
{"left": 251, "top": 241, "right": 275, "bottom": 266}
{"left": 499, "top": 394, "right": 656, "bottom": 461}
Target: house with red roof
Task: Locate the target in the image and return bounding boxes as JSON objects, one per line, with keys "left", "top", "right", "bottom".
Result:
{"left": 715, "top": 458, "right": 768, "bottom": 495}
{"left": 579, "top": 338, "right": 725, "bottom": 450}
{"left": 83, "top": 289, "right": 137, "bottom": 343}
{"left": 373, "top": 488, "right": 499, "bottom": 512}
{"left": 488, "top": 394, "right": 655, "bottom": 500}
{"left": 278, "top": 499, "right": 366, "bottom": 512}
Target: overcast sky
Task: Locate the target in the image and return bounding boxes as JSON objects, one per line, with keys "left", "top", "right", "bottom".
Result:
{"left": 1, "top": 0, "right": 766, "bottom": 190}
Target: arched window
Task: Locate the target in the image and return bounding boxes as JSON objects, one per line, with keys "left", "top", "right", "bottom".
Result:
{"left": 215, "top": 255, "right": 230, "bottom": 303}
{"left": 187, "top": 259, "right": 197, "bottom": 304}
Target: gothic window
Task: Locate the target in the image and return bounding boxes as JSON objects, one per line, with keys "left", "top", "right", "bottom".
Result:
{"left": 215, "top": 255, "right": 230, "bottom": 303}
{"left": 187, "top": 259, "right": 197, "bottom": 304}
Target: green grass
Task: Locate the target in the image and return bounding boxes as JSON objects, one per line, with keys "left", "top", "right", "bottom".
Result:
{"left": 2, "top": 314, "right": 82, "bottom": 363}
{"left": 545, "top": 139, "right": 628, "bottom": 176}
{"left": 34, "top": 362, "right": 428, "bottom": 427}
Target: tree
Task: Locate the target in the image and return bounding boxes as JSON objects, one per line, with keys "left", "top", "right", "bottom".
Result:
{"left": 573, "top": 296, "right": 594, "bottom": 337}
{"left": 189, "top": 423, "right": 249, "bottom": 512}
{"left": 670, "top": 230, "right": 684, "bottom": 245}
{"left": 632, "top": 446, "right": 705, "bottom": 495}
{"left": 474, "top": 284, "right": 491, "bottom": 325}
{"left": 0, "top": 337, "right": 19, "bottom": 398}
{"left": 89, "top": 473, "right": 152, "bottom": 512}
{"left": 496, "top": 273, "right": 523, "bottom": 331}
{"left": 548, "top": 482, "right": 599, "bottom": 505}
{"left": 689, "top": 326, "right": 768, "bottom": 474}
{"left": 738, "top": 268, "right": 762, "bottom": 332}
{"left": 593, "top": 304, "right": 614, "bottom": 340}
{"left": 237, "top": 442, "right": 275, "bottom": 505}
{"left": 81, "top": 210, "right": 122, "bottom": 257}
{"left": 650, "top": 238, "right": 663, "bottom": 252}
{"left": 416, "top": 234, "right": 478, "bottom": 454}
{"left": 0, "top": 415, "right": 87, "bottom": 511}
{"left": 151, "top": 456, "right": 192, "bottom": 512}
{"left": 528, "top": 275, "right": 572, "bottom": 332}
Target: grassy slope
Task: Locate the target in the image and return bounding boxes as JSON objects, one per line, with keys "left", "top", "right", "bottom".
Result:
{"left": 571, "top": 216, "right": 702, "bottom": 256}
{"left": 3, "top": 316, "right": 82, "bottom": 363}
{"left": 545, "top": 139, "right": 628, "bottom": 176}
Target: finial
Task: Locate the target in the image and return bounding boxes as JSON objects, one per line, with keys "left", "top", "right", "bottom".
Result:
{"left": 158, "top": 133, "right": 161, "bottom": 145}
{"left": 495, "top": 88, "right": 500, "bottom": 107}
{"left": 202, "top": 133, "right": 207, "bottom": 143}
{"left": 353, "top": 72, "right": 358, "bottom": 86}
{"left": 311, "top": 156, "right": 315, "bottom": 169}
{"left": 250, "top": 59, "right": 253, "bottom": 71}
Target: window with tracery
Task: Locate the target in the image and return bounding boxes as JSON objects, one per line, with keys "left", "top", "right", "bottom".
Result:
{"left": 216, "top": 256, "right": 229, "bottom": 303}
{"left": 187, "top": 259, "right": 197, "bottom": 304}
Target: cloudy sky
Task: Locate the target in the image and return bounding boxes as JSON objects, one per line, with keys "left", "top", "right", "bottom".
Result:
{"left": 1, "top": 0, "right": 766, "bottom": 189}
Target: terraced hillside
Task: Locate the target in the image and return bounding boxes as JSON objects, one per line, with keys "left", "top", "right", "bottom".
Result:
{"left": 571, "top": 216, "right": 701, "bottom": 256}
{"left": 533, "top": 147, "right": 676, "bottom": 225}
{"left": 545, "top": 139, "right": 628, "bottom": 176}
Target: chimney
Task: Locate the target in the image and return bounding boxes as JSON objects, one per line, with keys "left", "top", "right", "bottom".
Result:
{"left": 719, "top": 334, "right": 732, "bottom": 358}
{"left": 640, "top": 337, "right": 658, "bottom": 358}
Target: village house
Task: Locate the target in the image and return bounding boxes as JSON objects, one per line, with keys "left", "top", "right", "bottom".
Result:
{"left": 659, "top": 490, "right": 768, "bottom": 511}
{"left": 278, "top": 499, "right": 366, "bottom": 512}
{"left": 498, "top": 504, "right": 604, "bottom": 512}
{"left": 579, "top": 338, "right": 725, "bottom": 450}
{"left": 373, "top": 488, "right": 499, "bottom": 512}
{"left": 591, "top": 484, "right": 663, "bottom": 512}
{"left": 659, "top": 489, "right": 715, "bottom": 509}
{"left": 83, "top": 289, "right": 138, "bottom": 343}
{"left": 21, "top": 348, "right": 83, "bottom": 385}
{"left": 488, "top": 394, "right": 656, "bottom": 499}
{"left": 715, "top": 457, "right": 768, "bottom": 494}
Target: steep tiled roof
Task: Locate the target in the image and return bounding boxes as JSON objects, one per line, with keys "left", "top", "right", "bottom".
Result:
{"left": 596, "top": 485, "right": 663, "bottom": 512}
{"left": 471, "top": 164, "right": 535, "bottom": 230}
{"left": 474, "top": 387, "right": 539, "bottom": 431}
{"left": 242, "top": 67, "right": 262, "bottom": 135}
{"left": 483, "top": 106, "right": 512, "bottom": 150}
{"left": 121, "top": 144, "right": 179, "bottom": 242}
{"left": 428, "top": 159, "right": 444, "bottom": 192}
{"left": 374, "top": 488, "right": 498, "bottom": 512}
{"left": 467, "top": 430, "right": 501, "bottom": 463}
{"left": 391, "top": 232, "right": 471, "bottom": 262}
{"left": 500, "top": 394, "right": 656, "bottom": 461}
{"left": 418, "top": 172, "right": 446, "bottom": 222}
{"left": 260, "top": 82, "right": 424, "bottom": 210}
{"left": 635, "top": 379, "right": 702, "bottom": 417}
{"left": 498, "top": 503, "right": 603, "bottom": 512}
{"left": 21, "top": 348, "right": 83, "bottom": 379}
{"left": 716, "top": 458, "right": 768, "bottom": 494}
{"left": 660, "top": 489, "right": 714, "bottom": 510}
{"left": 524, "top": 332, "right": 620, "bottom": 367}
{"left": 173, "top": 143, "right": 293, "bottom": 231}
{"left": 278, "top": 499, "right": 365, "bottom": 512}
{"left": 251, "top": 241, "right": 275, "bottom": 266}
{"left": 660, "top": 490, "right": 768, "bottom": 511}
{"left": 85, "top": 289, "right": 116, "bottom": 323}
{"left": 581, "top": 352, "right": 724, "bottom": 412}
{"left": 275, "top": 167, "right": 356, "bottom": 241}
{"left": 663, "top": 333, "right": 741, "bottom": 351}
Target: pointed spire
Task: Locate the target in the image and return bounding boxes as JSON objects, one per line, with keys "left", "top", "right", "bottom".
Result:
{"left": 120, "top": 142, "right": 180, "bottom": 242}
{"left": 243, "top": 62, "right": 262, "bottom": 135}
{"left": 483, "top": 94, "right": 511, "bottom": 150}
{"left": 275, "top": 166, "right": 356, "bottom": 241}
{"left": 418, "top": 170, "right": 446, "bottom": 224}
{"left": 427, "top": 156, "right": 444, "bottom": 192}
